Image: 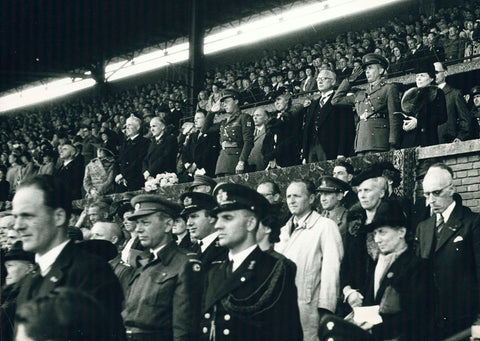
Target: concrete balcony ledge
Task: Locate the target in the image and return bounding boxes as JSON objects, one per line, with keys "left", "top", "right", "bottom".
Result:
{"left": 416, "top": 139, "right": 480, "bottom": 160}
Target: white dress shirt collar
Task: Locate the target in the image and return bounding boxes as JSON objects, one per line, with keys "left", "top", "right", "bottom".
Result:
{"left": 228, "top": 244, "right": 257, "bottom": 272}
{"left": 440, "top": 200, "right": 456, "bottom": 223}
{"left": 437, "top": 82, "right": 446, "bottom": 89}
{"left": 201, "top": 232, "right": 218, "bottom": 253}
{"left": 35, "top": 240, "right": 70, "bottom": 276}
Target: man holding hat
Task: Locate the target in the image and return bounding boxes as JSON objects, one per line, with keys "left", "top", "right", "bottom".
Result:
{"left": 332, "top": 53, "right": 402, "bottom": 155}
{"left": 317, "top": 176, "right": 351, "bottom": 242}
{"left": 122, "top": 194, "right": 202, "bottom": 341}
{"left": 202, "top": 89, "right": 254, "bottom": 176}
{"left": 200, "top": 183, "right": 302, "bottom": 341}
{"left": 180, "top": 191, "right": 227, "bottom": 267}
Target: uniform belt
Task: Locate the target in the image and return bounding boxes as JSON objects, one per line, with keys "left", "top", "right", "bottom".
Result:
{"left": 221, "top": 141, "right": 240, "bottom": 149}
{"left": 359, "top": 112, "right": 386, "bottom": 121}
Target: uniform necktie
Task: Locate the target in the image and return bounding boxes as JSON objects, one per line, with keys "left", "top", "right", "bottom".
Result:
{"left": 226, "top": 258, "right": 233, "bottom": 277}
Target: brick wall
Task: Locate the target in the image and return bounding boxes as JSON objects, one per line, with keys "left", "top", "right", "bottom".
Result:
{"left": 416, "top": 140, "right": 480, "bottom": 213}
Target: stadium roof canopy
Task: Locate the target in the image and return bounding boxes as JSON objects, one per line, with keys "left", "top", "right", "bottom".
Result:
{"left": 0, "top": 0, "right": 300, "bottom": 93}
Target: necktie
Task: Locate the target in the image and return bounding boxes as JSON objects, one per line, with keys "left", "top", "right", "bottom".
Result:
{"left": 320, "top": 96, "right": 327, "bottom": 108}
{"left": 436, "top": 214, "right": 445, "bottom": 234}
{"left": 254, "top": 128, "right": 258, "bottom": 137}
{"left": 226, "top": 259, "right": 233, "bottom": 277}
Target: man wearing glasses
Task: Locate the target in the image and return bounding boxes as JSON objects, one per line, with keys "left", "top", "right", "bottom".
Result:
{"left": 302, "top": 68, "right": 354, "bottom": 162}
{"left": 415, "top": 163, "right": 480, "bottom": 339}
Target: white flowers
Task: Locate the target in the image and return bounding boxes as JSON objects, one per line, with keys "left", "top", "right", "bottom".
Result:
{"left": 144, "top": 172, "right": 178, "bottom": 192}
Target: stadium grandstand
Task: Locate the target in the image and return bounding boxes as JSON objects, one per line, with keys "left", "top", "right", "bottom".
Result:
{"left": 3, "top": 0, "right": 480, "bottom": 340}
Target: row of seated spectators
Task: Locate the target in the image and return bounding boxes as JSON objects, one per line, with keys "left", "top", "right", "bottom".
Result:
{"left": 197, "top": 0, "right": 480, "bottom": 106}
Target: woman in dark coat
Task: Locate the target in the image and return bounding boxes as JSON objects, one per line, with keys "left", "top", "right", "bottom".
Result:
{"left": 400, "top": 61, "right": 447, "bottom": 148}
{"left": 359, "top": 200, "right": 433, "bottom": 341}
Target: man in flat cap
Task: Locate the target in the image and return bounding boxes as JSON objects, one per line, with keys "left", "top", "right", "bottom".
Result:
{"left": 188, "top": 174, "right": 217, "bottom": 194}
{"left": 202, "top": 89, "right": 254, "bottom": 176}
{"left": 332, "top": 53, "right": 402, "bottom": 155}
{"left": 180, "top": 192, "right": 227, "bottom": 267}
{"left": 317, "top": 176, "right": 351, "bottom": 242}
{"left": 122, "top": 194, "right": 202, "bottom": 341}
{"left": 200, "top": 183, "right": 302, "bottom": 341}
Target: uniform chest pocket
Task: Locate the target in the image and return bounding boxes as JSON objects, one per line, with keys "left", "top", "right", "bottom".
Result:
{"left": 145, "top": 271, "right": 178, "bottom": 306}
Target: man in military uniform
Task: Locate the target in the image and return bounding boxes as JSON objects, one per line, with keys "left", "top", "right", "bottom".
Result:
{"left": 122, "top": 194, "right": 202, "bottom": 341}
{"left": 180, "top": 191, "right": 227, "bottom": 267}
{"left": 317, "top": 176, "right": 351, "bottom": 243}
{"left": 332, "top": 53, "right": 402, "bottom": 155}
{"left": 200, "top": 183, "right": 302, "bottom": 341}
{"left": 202, "top": 89, "right": 254, "bottom": 176}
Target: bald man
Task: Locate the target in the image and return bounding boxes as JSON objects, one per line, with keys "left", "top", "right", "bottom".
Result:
{"left": 416, "top": 163, "right": 480, "bottom": 339}
{"left": 116, "top": 115, "right": 150, "bottom": 191}
{"left": 91, "top": 221, "right": 132, "bottom": 293}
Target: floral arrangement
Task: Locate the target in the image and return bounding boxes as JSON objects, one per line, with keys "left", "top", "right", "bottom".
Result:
{"left": 144, "top": 173, "right": 178, "bottom": 192}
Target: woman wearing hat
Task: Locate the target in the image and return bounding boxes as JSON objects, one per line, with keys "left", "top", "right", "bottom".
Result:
{"left": 83, "top": 146, "right": 118, "bottom": 199}
{"left": 400, "top": 60, "right": 447, "bottom": 148}
{"left": 357, "top": 201, "right": 432, "bottom": 341}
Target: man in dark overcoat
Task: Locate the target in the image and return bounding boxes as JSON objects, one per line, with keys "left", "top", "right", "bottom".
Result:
{"left": 416, "top": 163, "right": 480, "bottom": 339}
{"left": 200, "top": 183, "right": 302, "bottom": 341}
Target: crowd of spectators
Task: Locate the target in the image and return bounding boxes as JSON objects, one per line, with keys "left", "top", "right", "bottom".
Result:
{"left": 0, "top": 0, "right": 480, "bottom": 208}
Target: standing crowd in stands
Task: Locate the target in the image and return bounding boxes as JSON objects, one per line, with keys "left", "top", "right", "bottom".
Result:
{"left": 2, "top": 0, "right": 480, "bottom": 340}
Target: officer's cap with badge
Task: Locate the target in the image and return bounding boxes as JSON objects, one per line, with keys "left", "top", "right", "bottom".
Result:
{"left": 220, "top": 89, "right": 241, "bottom": 102}
{"left": 212, "top": 183, "right": 270, "bottom": 220}
{"left": 316, "top": 176, "right": 351, "bottom": 193}
{"left": 128, "top": 194, "right": 181, "bottom": 220}
{"left": 362, "top": 53, "right": 389, "bottom": 71}
{"left": 180, "top": 192, "right": 217, "bottom": 217}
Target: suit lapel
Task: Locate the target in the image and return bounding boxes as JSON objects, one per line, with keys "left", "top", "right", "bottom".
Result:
{"left": 435, "top": 205, "right": 463, "bottom": 252}
{"left": 315, "top": 96, "right": 333, "bottom": 128}
{"left": 418, "top": 216, "right": 435, "bottom": 259}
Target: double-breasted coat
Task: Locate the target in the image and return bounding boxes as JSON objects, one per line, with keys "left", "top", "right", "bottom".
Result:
{"left": 142, "top": 132, "right": 178, "bottom": 177}
{"left": 200, "top": 247, "right": 302, "bottom": 341}
{"left": 117, "top": 135, "right": 150, "bottom": 191}
{"left": 332, "top": 78, "right": 402, "bottom": 154}
{"left": 415, "top": 203, "right": 480, "bottom": 338}
{"left": 182, "top": 130, "right": 220, "bottom": 177}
